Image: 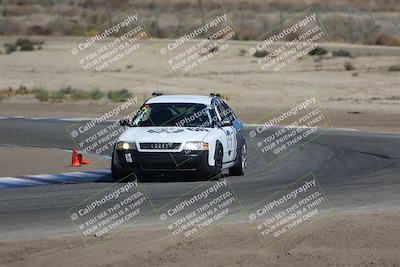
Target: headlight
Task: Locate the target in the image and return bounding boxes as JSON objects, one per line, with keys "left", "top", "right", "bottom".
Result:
{"left": 183, "top": 141, "right": 209, "bottom": 151}
{"left": 116, "top": 141, "right": 136, "bottom": 150}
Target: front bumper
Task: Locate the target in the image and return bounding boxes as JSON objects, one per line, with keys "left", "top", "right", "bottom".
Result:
{"left": 114, "top": 149, "right": 212, "bottom": 176}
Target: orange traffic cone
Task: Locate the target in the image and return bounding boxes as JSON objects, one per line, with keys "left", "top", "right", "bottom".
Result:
{"left": 81, "top": 159, "right": 91, "bottom": 165}
{"left": 71, "top": 148, "right": 81, "bottom": 167}
{"left": 77, "top": 153, "right": 91, "bottom": 165}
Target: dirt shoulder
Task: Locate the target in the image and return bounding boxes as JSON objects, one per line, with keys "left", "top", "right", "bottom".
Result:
{"left": 0, "top": 38, "right": 399, "bottom": 133}
{"left": 0, "top": 146, "right": 109, "bottom": 177}
{"left": 0, "top": 211, "right": 399, "bottom": 267}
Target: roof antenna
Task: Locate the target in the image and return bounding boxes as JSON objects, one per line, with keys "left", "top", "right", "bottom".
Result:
{"left": 210, "top": 93, "right": 221, "bottom": 97}
{"left": 152, "top": 92, "right": 163, "bottom": 97}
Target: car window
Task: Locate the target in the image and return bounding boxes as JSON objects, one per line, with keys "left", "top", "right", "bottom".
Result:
{"left": 222, "top": 101, "right": 236, "bottom": 121}
{"left": 132, "top": 103, "right": 213, "bottom": 128}
{"left": 216, "top": 105, "right": 227, "bottom": 120}
{"left": 213, "top": 99, "right": 229, "bottom": 121}
{"left": 214, "top": 99, "right": 235, "bottom": 122}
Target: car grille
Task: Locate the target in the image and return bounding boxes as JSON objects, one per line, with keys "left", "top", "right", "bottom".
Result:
{"left": 139, "top": 142, "right": 181, "bottom": 150}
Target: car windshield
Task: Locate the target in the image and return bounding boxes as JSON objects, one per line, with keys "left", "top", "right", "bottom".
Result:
{"left": 131, "top": 103, "right": 213, "bottom": 127}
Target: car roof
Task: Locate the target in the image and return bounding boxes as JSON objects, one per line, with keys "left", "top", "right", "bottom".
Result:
{"left": 145, "top": 95, "right": 214, "bottom": 105}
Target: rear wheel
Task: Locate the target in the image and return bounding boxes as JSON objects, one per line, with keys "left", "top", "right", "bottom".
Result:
{"left": 229, "top": 143, "right": 246, "bottom": 176}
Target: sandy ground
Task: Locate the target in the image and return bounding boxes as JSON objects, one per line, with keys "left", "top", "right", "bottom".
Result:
{"left": 0, "top": 37, "right": 399, "bottom": 132}
{"left": 0, "top": 146, "right": 109, "bottom": 177}
{"left": 0, "top": 211, "right": 399, "bottom": 267}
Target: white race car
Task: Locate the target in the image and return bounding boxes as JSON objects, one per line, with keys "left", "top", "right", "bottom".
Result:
{"left": 112, "top": 94, "right": 247, "bottom": 181}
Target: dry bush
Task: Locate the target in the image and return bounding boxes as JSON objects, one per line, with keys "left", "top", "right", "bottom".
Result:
{"left": 7, "top": 4, "right": 41, "bottom": 16}
{"left": 26, "top": 25, "right": 53, "bottom": 35}
{"left": 253, "top": 50, "right": 270, "bottom": 58}
{"left": 374, "top": 35, "right": 400, "bottom": 46}
{"left": 308, "top": 46, "right": 328, "bottom": 56}
{"left": 1, "top": 0, "right": 399, "bottom": 46}
{"left": 333, "top": 49, "right": 352, "bottom": 57}
{"left": 65, "top": 24, "right": 86, "bottom": 36}
{"left": 344, "top": 61, "right": 356, "bottom": 71}
{"left": 388, "top": 65, "right": 400, "bottom": 71}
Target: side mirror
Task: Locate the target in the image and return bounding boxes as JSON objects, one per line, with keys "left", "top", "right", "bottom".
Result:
{"left": 219, "top": 120, "right": 232, "bottom": 127}
{"left": 119, "top": 119, "right": 130, "bottom": 126}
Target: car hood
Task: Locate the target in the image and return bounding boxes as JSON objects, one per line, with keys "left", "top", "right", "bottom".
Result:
{"left": 118, "top": 127, "right": 212, "bottom": 143}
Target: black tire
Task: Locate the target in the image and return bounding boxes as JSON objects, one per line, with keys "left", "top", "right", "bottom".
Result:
{"left": 111, "top": 152, "right": 132, "bottom": 182}
{"left": 210, "top": 143, "right": 223, "bottom": 179}
{"left": 229, "top": 143, "right": 247, "bottom": 176}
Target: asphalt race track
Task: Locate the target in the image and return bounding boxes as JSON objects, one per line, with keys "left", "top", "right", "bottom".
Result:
{"left": 0, "top": 117, "right": 400, "bottom": 240}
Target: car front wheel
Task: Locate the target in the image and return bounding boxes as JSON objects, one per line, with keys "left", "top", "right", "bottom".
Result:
{"left": 111, "top": 152, "right": 132, "bottom": 182}
{"left": 209, "top": 143, "right": 223, "bottom": 179}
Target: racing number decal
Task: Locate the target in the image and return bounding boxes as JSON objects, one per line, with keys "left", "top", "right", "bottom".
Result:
{"left": 227, "top": 137, "right": 233, "bottom": 153}
{"left": 225, "top": 129, "right": 233, "bottom": 155}
{"left": 230, "top": 127, "right": 238, "bottom": 160}
{"left": 223, "top": 127, "right": 236, "bottom": 160}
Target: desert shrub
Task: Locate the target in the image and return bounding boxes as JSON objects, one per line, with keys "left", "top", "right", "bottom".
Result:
{"left": 344, "top": 61, "right": 356, "bottom": 71}
{"left": 49, "top": 91, "right": 66, "bottom": 102}
{"left": 200, "top": 46, "right": 219, "bottom": 56}
{"left": 15, "top": 85, "right": 29, "bottom": 94}
{"left": 308, "top": 46, "right": 328, "bottom": 56}
{"left": 88, "top": 89, "right": 104, "bottom": 100}
{"left": 4, "top": 39, "right": 43, "bottom": 53}
{"left": 209, "top": 46, "right": 219, "bottom": 53}
{"left": 27, "top": 25, "right": 52, "bottom": 35}
{"left": 107, "top": 89, "right": 132, "bottom": 102}
{"left": 374, "top": 35, "right": 400, "bottom": 46}
{"left": 58, "top": 87, "right": 103, "bottom": 101}
{"left": 4, "top": 43, "right": 17, "bottom": 54}
{"left": 59, "top": 86, "right": 74, "bottom": 95}
{"left": 71, "top": 89, "right": 90, "bottom": 100}
{"left": 333, "top": 49, "right": 352, "bottom": 57}
{"left": 16, "top": 39, "right": 35, "bottom": 51}
{"left": 238, "top": 49, "right": 246, "bottom": 56}
{"left": 65, "top": 24, "right": 86, "bottom": 36}
{"left": 388, "top": 65, "right": 400, "bottom": 71}
{"left": 252, "top": 50, "right": 270, "bottom": 58}
{"left": 32, "top": 87, "right": 49, "bottom": 102}
{"left": 0, "top": 89, "right": 9, "bottom": 101}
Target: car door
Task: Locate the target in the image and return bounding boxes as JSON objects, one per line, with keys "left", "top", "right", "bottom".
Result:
{"left": 222, "top": 101, "right": 244, "bottom": 160}
{"left": 214, "top": 100, "right": 236, "bottom": 164}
